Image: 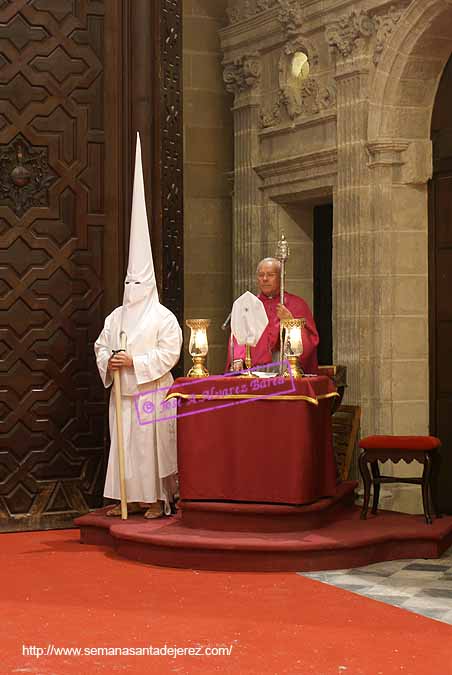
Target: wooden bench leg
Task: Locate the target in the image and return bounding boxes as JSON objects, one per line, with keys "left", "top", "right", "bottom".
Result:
{"left": 431, "top": 451, "right": 442, "bottom": 519}
{"left": 422, "top": 453, "right": 433, "bottom": 525}
{"left": 371, "top": 461, "right": 380, "bottom": 515}
{"left": 359, "top": 451, "right": 372, "bottom": 520}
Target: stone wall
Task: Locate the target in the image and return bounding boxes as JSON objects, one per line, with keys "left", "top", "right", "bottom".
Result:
{"left": 183, "top": 0, "right": 233, "bottom": 375}
{"left": 220, "top": 0, "right": 452, "bottom": 513}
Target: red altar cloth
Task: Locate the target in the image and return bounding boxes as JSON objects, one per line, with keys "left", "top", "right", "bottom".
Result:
{"left": 167, "top": 375, "right": 338, "bottom": 505}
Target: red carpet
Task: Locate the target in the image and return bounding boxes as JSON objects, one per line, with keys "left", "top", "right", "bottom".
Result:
{"left": 2, "top": 529, "right": 452, "bottom": 675}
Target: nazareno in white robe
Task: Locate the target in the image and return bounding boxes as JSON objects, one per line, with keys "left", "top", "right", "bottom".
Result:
{"left": 94, "top": 303, "right": 182, "bottom": 512}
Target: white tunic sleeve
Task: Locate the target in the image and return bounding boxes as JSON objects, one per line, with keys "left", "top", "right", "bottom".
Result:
{"left": 94, "top": 314, "right": 114, "bottom": 389}
{"left": 133, "top": 312, "right": 183, "bottom": 385}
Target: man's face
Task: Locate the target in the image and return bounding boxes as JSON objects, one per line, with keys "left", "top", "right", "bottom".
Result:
{"left": 257, "top": 261, "right": 280, "bottom": 297}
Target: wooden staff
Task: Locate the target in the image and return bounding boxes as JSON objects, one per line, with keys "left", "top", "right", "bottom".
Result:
{"left": 113, "top": 331, "right": 128, "bottom": 519}
{"left": 276, "top": 232, "right": 290, "bottom": 375}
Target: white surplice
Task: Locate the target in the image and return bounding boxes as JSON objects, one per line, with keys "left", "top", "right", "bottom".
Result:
{"left": 94, "top": 303, "right": 182, "bottom": 512}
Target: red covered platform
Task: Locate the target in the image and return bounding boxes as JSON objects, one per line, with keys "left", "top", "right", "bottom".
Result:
{"left": 75, "top": 482, "right": 452, "bottom": 572}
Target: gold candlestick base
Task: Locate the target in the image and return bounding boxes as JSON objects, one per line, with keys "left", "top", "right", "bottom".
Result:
{"left": 187, "top": 355, "right": 209, "bottom": 378}
{"left": 284, "top": 356, "right": 304, "bottom": 379}
{"left": 240, "top": 344, "right": 253, "bottom": 377}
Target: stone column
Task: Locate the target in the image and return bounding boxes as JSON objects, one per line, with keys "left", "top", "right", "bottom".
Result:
{"left": 327, "top": 9, "right": 431, "bottom": 513}
{"left": 223, "top": 54, "right": 263, "bottom": 296}
{"left": 365, "top": 142, "right": 431, "bottom": 513}
{"left": 183, "top": 0, "right": 233, "bottom": 375}
{"left": 326, "top": 12, "right": 374, "bottom": 414}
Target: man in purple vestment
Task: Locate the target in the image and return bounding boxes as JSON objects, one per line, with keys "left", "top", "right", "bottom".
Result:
{"left": 227, "top": 258, "right": 320, "bottom": 373}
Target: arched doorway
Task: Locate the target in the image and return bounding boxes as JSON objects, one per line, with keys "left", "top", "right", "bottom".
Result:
{"left": 365, "top": 0, "right": 452, "bottom": 512}
{"left": 430, "top": 53, "right": 452, "bottom": 513}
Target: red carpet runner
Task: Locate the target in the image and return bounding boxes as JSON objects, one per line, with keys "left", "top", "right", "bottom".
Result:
{"left": 2, "top": 529, "right": 452, "bottom": 674}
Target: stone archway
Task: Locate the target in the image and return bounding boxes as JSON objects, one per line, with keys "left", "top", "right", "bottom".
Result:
{"left": 364, "top": 0, "right": 452, "bottom": 511}
{"left": 368, "top": 0, "right": 452, "bottom": 147}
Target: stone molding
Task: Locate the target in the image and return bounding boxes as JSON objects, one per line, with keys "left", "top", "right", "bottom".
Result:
{"left": 259, "top": 109, "right": 337, "bottom": 137}
{"left": 226, "top": 0, "right": 303, "bottom": 29}
{"left": 226, "top": 0, "right": 278, "bottom": 25}
{"left": 223, "top": 54, "right": 262, "bottom": 96}
{"left": 366, "top": 140, "right": 410, "bottom": 167}
{"left": 367, "top": 139, "right": 433, "bottom": 184}
{"left": 255, "top": 147, "right": 337, "bottom": 199}
{"left": 256, "top": 147, "right": 337, "bottom": 178}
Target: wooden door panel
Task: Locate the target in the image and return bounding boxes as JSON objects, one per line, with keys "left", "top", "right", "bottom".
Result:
{"left": 430, "top": 179, "right": 452, "bottom": 513}
{"left": 436, "top": 175, "right": 452, "bottom": 247}
{"left": 0, "top": 1, "right": 107, "bottom": 531}
{"left": 437, "top": 320, "right": 452, "bottom": 393}
{"left": 430, "top": 54, "right": 452, "bottom": 514}
{"left": 437, "top": 250, "right": 452, "bottom": 320}
{"left": 0, "top": 0, "right": 183, "bottom": 531}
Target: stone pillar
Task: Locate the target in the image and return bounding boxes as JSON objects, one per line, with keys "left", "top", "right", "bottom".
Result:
{"left": 223, "top": 54, "right": 263, "bottom": 296}
{"left": 326, "top": 13, "right": 374, "bottom": 412}
{"left": 365, "top": 142, "right": 431, "bottom": 512}
{"left": 334, "top": 67, "right": 371, "bottom": 407}
{"left": 183, "top": 0, "right": 233, "bottom": 375}
{"left": 327, "top": 9, "right": 431, "bottom": 513}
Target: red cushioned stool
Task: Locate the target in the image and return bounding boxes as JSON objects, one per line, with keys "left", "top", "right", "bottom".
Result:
{"left": 358, "top": 435, "right": 441, "bottom": 525}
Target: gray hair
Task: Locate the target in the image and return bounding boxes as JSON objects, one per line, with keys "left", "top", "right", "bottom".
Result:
{"left": 256, "top": 258, "right": 281, "bottom": 275}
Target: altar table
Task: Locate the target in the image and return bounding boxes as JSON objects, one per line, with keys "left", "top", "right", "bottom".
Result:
{"left": 167, "top": 375, "right": 338, "bottom": 505}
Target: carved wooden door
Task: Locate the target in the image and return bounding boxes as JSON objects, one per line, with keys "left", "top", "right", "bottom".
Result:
{"left": 0, "top": 0, "right": 183, "bottom": 531}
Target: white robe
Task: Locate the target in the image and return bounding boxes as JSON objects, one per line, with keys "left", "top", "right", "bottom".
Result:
{"left": 94, "top": 303, "right": 182, "bottom": 512}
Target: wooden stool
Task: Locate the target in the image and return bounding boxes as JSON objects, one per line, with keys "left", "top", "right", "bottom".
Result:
{"left": 358, "top": 435, "right": 441, "bottom": 525}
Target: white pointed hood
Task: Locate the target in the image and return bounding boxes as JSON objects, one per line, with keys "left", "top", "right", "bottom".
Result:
{"left": 121, "top": 132, "right": 159, "bottom": 346}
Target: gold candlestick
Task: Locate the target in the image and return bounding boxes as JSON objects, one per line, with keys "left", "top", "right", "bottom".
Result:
{"left": 186, "top": 319, "right": 210, "bottom": 378}
{"left": 281, "top": 318, "right": 305, "bottom": 379}
{"left": 276, "top": 232, "right": 290, "bottom": 375}
{"left": 245, "top": 344, "right": 252, "bottom": 369}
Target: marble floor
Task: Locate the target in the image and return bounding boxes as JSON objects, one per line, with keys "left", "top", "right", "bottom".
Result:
{"left": 298, "top": 546, "right": 452, "bottom": 624}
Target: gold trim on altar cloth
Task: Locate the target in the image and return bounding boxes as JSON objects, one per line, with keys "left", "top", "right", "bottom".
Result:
{"left": 165, "top": 391, "right": 339, "bottom": 406}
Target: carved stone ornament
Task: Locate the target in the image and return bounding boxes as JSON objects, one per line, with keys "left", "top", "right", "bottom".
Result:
{"left": 326, "top": 3, "right": 411, "bottom": 62}
{"left": 223, "top": 54, "right": 261, "bottom": 95}
{"left": 226, "top": 0, "right": 277, "bottom": 24}
{"left": 319, "top": 85, "right": 337, "bottom": 110}
{"left": 373, "top": 4, "right": 407, "bottom": 65}
{"left": 259, "top": 40, "right": 335, "bottom": 128}
{"left": 226, "top": 0, "right": 305, "bottom": 31}
{"left": 277, "top": 0, "right": 304, "bottom": 38}
{"left": 281, "top": 77, "right": 319, "bottom": 118}
{"left": 0, "top": 134, "right": 57, "bottom": 216}
{"left": 325, "top": 10, "right": 375, "bottom": 58}
{"left": 261, "top": 80, "right": 336, "bottom": 128}
{"left": 260, "top": 100, "right": 282, "bottom": 128}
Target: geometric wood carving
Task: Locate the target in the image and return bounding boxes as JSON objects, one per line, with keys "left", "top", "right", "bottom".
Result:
{"left": 0, "top": 0, "right": 184, "bottom": 530}
{"left": 0, "top": 0, "right": 107, "bottom": 531}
